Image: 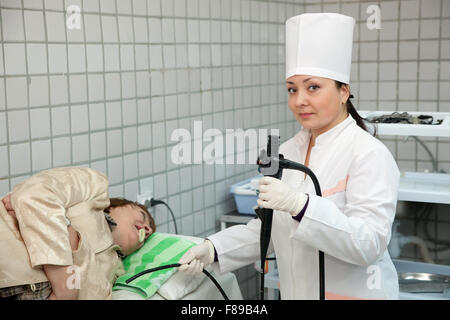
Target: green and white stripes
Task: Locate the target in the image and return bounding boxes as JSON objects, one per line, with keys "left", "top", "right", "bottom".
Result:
{"left": 113, "top": 232, "right": 195, "bottom": 298}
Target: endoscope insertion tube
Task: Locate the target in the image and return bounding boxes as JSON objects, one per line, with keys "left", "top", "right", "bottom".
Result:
{"left": 125, "top": 263, "right": 230, "bottom": 300}
{"left": 257, "top": 135, "right": 324, "bottom": 300}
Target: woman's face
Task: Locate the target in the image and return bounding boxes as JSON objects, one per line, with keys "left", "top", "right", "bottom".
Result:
{"left": 286, "top": 75, "right": 349, "bottom": 137}
{"left": 109, "top": 204, "right": 153, "bottom": 256}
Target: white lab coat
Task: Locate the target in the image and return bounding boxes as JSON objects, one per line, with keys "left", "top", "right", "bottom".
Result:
{"left": 208, "top": 116, "right": 400, "bottom": 299}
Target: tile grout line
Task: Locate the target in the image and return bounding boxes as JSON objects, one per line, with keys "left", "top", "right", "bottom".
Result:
{"left": 130, "top": 0, "right": 140, "bottom": 200}
{"left": 81, "top": 0, "right": 93, "bottom": 171}
{"left": 114, "top": 0, "right": 126, "bottom": 197}
{"left": 0, "top": 6, "right": 12, "bottom": 189}
{"left": 41, "top": 0, "right": 54, "bottom": 170}
{"left": 98, "top": 0, "right": 110, "bottom": 177}
{"left": 19, "top": 0, "right": 33, "bottom": 178}
{"left": 62, "top": 0, "right": 74, "bottom": 170}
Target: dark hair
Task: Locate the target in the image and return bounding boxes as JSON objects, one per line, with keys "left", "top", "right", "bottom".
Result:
{"left": 105, "top": 197, "right": 156, "bottom": 233}
{"left": 335, "top": 81, "right": 376, "bottom": 136}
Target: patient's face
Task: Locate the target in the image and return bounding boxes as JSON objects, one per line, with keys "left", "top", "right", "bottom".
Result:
{"left": 109, "top": 204, "right": 153, "bottom": 256}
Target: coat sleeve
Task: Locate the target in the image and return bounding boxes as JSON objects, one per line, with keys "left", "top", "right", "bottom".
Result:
{"left": 10, "top": 167, "right": 110, "bottom": 268}
{"left": 208, "top": 217, "right": 274, "bottom": 274}
{"left": 291, "top": 146, "right": 400, "bottom": 267}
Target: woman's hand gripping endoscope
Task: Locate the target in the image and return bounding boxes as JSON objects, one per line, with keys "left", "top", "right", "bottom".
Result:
{"left": 255, "top": 135, "right": 325, "bottom": 300}
{"left": 255, "top": 135, "right": 283, "bottom": 300}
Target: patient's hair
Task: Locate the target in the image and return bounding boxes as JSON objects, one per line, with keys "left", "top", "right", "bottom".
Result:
{"left": 105, "top": 198, "right": 156, "bottom": 233}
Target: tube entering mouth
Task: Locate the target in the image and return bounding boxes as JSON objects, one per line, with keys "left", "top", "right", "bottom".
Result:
{"left": 139, "top": 229, "right": 145, "bottom": 243}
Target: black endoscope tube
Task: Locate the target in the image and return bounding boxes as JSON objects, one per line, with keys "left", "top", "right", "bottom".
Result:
{"left": 125, "top": 263, "right": 230, "bottom": 300}
{"left": 279, "top": 158, "right": 325, "bottom": 301}
{"left": 125, "top": 264, "right": 181, "bottom": 283}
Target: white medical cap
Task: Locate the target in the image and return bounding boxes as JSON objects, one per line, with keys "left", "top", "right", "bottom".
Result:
{"left": 285, "top": 13, "right": 355, "bottom": 84}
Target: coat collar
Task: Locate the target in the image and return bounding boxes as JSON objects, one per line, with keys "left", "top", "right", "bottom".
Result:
{"left": 293, "top": 115, "right": 356, "bottom": 147}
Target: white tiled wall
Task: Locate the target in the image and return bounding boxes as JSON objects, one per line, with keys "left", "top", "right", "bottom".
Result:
{"left": 0, "top": 0, "right": 296, "bottom": 299}
{"left": 1, "top": 0, "right": 450, "bottom": 299}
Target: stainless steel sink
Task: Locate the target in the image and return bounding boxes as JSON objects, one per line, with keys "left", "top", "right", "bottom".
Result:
{"left": 399, "top": 272, "right": 450, "bottom": 293}
{"left": 394, "top": 259, "right": 450, "bottom": 300}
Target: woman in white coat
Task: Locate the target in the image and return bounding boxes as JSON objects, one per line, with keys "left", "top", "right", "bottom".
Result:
{"left": 178, "top": 13, "right": 400, "bottom": 300}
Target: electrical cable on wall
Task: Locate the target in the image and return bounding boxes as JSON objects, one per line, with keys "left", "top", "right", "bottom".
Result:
{"left": 145, "top": 198, "right": 178, "bottom": 234}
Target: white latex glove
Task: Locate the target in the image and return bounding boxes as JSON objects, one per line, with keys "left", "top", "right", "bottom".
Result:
{"left": 257, "top": 176, "right": 308, "bottom": 216}
{"left": 178, "top": 240, "right": 215, "bottom": 274}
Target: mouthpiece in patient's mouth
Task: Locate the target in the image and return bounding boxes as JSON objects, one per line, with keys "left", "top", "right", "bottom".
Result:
{"left": 139, "top": 229, "right": 145, "bottom": 243}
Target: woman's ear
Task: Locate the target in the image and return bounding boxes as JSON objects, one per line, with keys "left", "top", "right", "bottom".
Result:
{"left": 340, "top": 84, "right": 350, "bottom": 104}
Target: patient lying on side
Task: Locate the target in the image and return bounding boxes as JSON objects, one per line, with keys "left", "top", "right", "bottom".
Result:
{"left": 0, "top": 167, "right": 156, "bottom": 300}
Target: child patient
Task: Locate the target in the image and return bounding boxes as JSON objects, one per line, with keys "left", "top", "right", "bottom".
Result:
{"left": 0, "top": 167, "right": 156, "bottom": 300}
